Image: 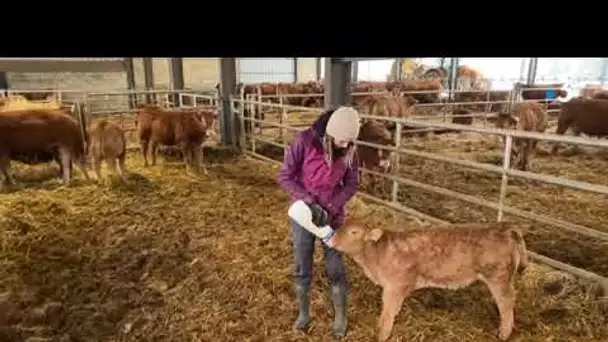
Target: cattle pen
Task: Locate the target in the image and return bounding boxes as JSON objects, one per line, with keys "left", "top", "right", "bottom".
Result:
{"left": 0, "top": 57, "right": 607, "bottom": 342}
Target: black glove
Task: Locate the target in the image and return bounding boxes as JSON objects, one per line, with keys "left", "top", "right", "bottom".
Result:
{"left": 307, "top": 202, "right": 329, "bottom": 227}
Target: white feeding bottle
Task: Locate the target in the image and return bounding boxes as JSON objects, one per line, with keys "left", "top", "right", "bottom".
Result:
{"left": 288, "top": 200, "right": 335, "bottom": 246}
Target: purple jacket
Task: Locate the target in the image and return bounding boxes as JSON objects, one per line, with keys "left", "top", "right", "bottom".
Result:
{"left": 278, "top": 111, "right": 359, "bottom": 228}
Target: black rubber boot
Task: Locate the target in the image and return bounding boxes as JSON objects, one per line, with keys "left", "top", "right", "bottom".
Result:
{"left": 331, "top": 284, "right": 348, "bottom": 339}
{"left": 293, "top": 283, "right": 311, "bottom": 331}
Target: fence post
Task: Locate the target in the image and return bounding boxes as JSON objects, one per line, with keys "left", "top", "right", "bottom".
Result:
{"left": 229, "top": 94, "right": 238, "bottom": 148}
{"left": 256, "top": 86, "right": 263, "bottom": 134}
{"left": 236, "top": 95, "right": 246, "bottom": 152}
{"left": 177, "top": 92, "right": 183, "bottom": 107}
{"left": 391, "top": 122, "right": 403, "bottom": 203}
{"left": 279, "top": 94, "right": 286, "bottom": 141}
{"left": 247, "top": 94, "right": 257, "bottom": 154}
{"left": 497, "top": 134, "right": 513, "bottom": 222}
{"left": 484, "top": 89, "right": 491, "bottom": 127}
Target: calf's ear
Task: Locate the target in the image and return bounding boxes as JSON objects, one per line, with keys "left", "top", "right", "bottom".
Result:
{"left": 365, "top": 228, "right": 384, "bottom": 242}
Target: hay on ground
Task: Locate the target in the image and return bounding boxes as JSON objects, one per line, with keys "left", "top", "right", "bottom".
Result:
{"left": 251, "top": 109, "right": 608, "bottom": 278}
{"left": 0, "top": 150, "right": 606, "bottom": 341}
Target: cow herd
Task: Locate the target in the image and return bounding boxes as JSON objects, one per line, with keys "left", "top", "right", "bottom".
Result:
{"left": 0, "top": 101, "right": 219, "bottom": 188}
{"left": 229, "top": 78, "right": 608, "bottom": 174}
{"left": 4, "top": 78, "right": 607, "bottom": 188}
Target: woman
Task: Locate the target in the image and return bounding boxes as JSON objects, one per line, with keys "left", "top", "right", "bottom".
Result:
{"left": 278, "top": 106, "right": 360, "bottom": 339}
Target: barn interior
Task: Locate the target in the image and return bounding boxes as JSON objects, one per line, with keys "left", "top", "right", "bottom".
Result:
{"left": 0, "top": 58, "right": 607, "bottom": 342}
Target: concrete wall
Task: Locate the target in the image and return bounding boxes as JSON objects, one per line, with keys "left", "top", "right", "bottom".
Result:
{"left": 4, "top": 58, "right": 318, "bottom": 113}
{"left": 6, "top": 58, "right": 318, "bottom": 93}
{"left": 132, "top": 58, "right": 219, "bottom": 90}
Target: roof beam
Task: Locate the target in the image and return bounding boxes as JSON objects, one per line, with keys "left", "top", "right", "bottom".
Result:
{"left": 337, "top": 58, "right": 394, "bottom": 63}
{"left": 0, "top": 60, "right": 125, "bottom": 73}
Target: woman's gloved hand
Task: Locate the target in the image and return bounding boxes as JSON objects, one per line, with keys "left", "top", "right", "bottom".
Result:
{"left": 306, "top": 202, "right": 329, "bottom": 227}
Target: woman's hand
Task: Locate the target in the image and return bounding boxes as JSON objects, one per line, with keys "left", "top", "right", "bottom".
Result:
{"left": 307, "top": 203, "right": 329, "bottom": 227}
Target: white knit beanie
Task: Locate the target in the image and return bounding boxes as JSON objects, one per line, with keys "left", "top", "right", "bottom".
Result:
{"left": 325, "top": 106, "right": 360, "bottom": 142}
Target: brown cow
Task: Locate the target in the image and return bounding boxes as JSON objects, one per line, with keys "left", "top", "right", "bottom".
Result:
{"left": 592, "top": 90, "right": 608, "bottom": 100}
{"left": 495, "top": 102, "right": 548, "bottom": 171}
{"left": 0, "top": 102, "right": 83, "bottom": 180}
{"left": 452, "top": 108, "right": 474, "bottom": 125}
{"left": 360, "top": 95, "right": 415, "bottom": 131}
{"left": 328, "top": 221, "right": 528, "bottom": 342}
{"left": 579, "top": 85, "right": 607, "bottom": 99}
{"left": 0, "top": 109, "right": 89, "bottom": 186}
{"left": 11, "top": 92, "right": 57, "bottom": 101}
{"left": 552, "top": 97, "right": 608, "bottom": 154}
{"left": 397, "top": 80, "right": 444, "bottom": 103}
{"left": 88, "top": 119, "right": 128, "bottom": 183}
{"left": 357, "top": 119, "right": 395, "bottom": 173}
{"left": 454, "top": 90, "right": 512, "bottom": 113}
{"left": 135, "top": 105, "right": 208, "bottom": 173}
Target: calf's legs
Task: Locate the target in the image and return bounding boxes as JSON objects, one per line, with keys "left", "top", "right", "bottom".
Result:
{"left": 116, "top": 153, "right": 129, "bottom": 182}
{"left": 140, "top": 139, "right": 149, "bottom": 166}
{"left": 0, "top": 154, "right": 13, "bottom": 186}
{"left": 92, "top": 156, "right": 103, "bottom": 181}
{"left": 59, "top": 147, "right": 72, "bottom": 184}
{"left": 483, "top": 277, "right": 516, "bottom": 341}
{"left": 193, "top": 145, "right": 207, "bottom": 174}
{"left": 149, "top": 140, "right": 158, "bottom": 166}
{"left": 377, "top": 286, "right": 409, "bottom": 342}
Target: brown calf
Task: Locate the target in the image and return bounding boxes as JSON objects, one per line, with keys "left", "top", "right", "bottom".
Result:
{"left": 360, "top": 95, "right": 415, "bottom": 131}
{"left": 136, "top": 105, "right": 208, "bottom": 173}
{"left": 89, "top": 119, "right": 128, "bottom": 183}
{"left": 495, "top": 102, "right": 548, "bottom": 171}
{"left": 552, "top": 97, "right": 608, "bottom": 154}
{"left": 0, "top": 109, "right": 89, "bottom": 186}
{"left": 328, "top": 221, "right": 528, "bottom": 342}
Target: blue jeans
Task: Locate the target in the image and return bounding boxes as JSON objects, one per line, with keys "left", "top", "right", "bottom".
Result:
{"left": 290, "top": 218, "right": 347, "bottom": 288}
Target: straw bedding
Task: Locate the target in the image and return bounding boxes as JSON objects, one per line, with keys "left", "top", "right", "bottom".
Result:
{"left": 257, "top": 110, "right": 608, "bottom": 277}
{"left": 0, "top": 146, "right": 606, "bottom": 341}
{"left": 394, "top": 131, "right": 608, "bottom": 278}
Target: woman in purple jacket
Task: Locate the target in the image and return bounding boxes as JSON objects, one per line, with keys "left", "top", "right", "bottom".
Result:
{"left": 278, "top": 106, "right": 360, "bottom": 339}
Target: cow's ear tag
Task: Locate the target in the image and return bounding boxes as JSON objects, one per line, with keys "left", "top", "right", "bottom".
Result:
{"left": 546, "top": 90, "right": 556, "bottom": 100}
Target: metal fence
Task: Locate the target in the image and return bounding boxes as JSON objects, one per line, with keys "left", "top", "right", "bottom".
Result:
{"left": 2, "top": 85, "right": 607, "bottom": 290}
{"left": 230, "top": 94, "right": 608, "bottom": 290}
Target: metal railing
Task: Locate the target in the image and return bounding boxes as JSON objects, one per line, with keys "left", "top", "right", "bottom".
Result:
{"left": 232, "top": 96, "right": 608, "bottom": 290}
{"left": 237, "top": 83, "right": 569, "bottom": 131}
{"left": 1, "top": 86, "right": 606, "bottom": 289}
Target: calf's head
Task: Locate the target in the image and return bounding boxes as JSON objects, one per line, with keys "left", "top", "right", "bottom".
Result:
{"left": 495, "top": 113, "right": 519, "bottom": 130}
{"left": 329, "top": 222, "right": 384, "bottom": 254}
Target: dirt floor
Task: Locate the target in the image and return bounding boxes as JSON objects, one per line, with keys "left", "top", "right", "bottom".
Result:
{"left": 253, "top": 108, "right": 608, "bottom": 279}
{"left": 0, "top": 148, "right": 607, "bottom": 342}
